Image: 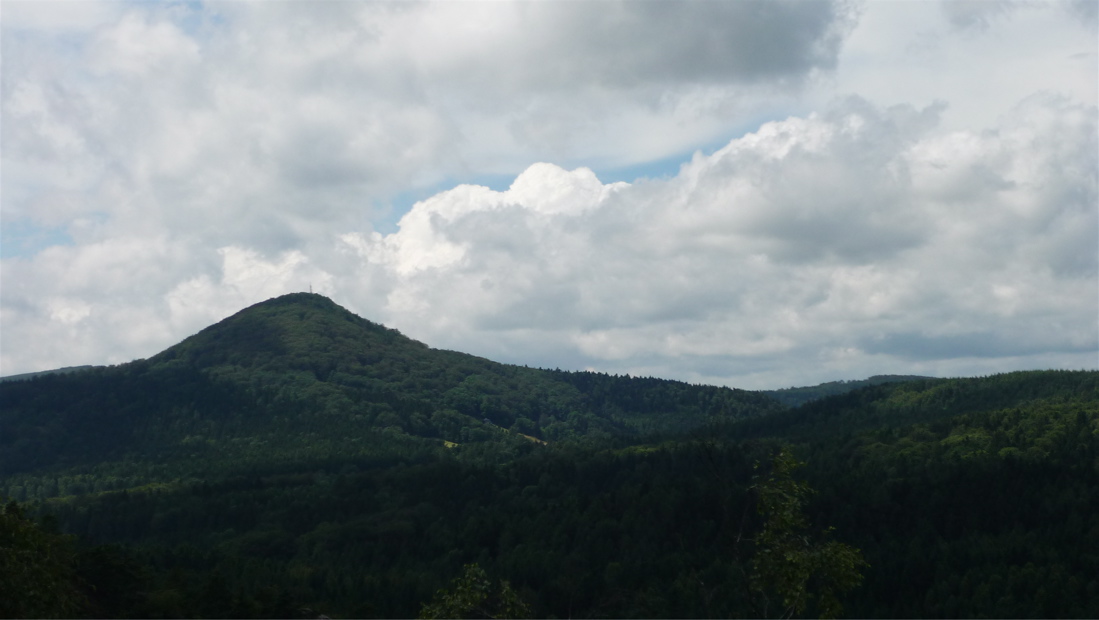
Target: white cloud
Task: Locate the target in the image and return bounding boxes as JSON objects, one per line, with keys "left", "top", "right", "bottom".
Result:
{"left": 165, "top": 245, "right": 334, "bottom": 330}
{"left": 317, "top": 94, "right": 1095, "bottom": 388}
{"left": 88, "top": 12, "right": 201, "bottom": 76}
{"left": 0, "top": 238, "right": 335, "bottom": 373}
{"left": 3, "top": 0, "right": 856, "bottom": 246}
{"left": 823, "top": 0, "right": 1097, "bottom": 133}
{"left": 1, "top": 0, "right": 1095, "bottom": 388}
{"left": 0, "top": 0, "right": 123, "bottom": 33}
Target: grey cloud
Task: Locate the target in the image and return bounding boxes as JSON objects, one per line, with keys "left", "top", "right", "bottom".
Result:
{"left": 211, "top": 1, "right": 857, "bottom": 98}
{"left": 665, "top": 98, "right": 944, "bottom": 264}
{"left": 0, "top": 0, "right": 862, "bottom": 269}
{"left": 367, "top": 93, "right": 1095, "bottom": 388}
{"left": 1065, "top": 0, "right": 1098, "bottom": 26}
{"left": 276, "top": 125, "right": 368, "bottom": 188}
{"left": 528, "top": 0, "right": 856, "bottom": 88}
{"left": 941, "top": 0, "right": 1017, "bottom": 31}
{"left": 2, "top": 2, "right": 1094, "bottom": 390}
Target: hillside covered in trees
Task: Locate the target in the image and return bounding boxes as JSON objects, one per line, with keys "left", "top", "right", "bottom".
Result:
{"left": 2, "top": 294, "right": 1097, "bottom": 618}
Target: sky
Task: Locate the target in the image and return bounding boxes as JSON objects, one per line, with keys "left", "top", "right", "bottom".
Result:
{"left": 1, "top": 0, "right": 1096, "bottom": 390}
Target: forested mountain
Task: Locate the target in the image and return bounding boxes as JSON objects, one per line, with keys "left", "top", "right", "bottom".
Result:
{"left": 761, "top": 375, "right": 933, "bottom": 408}
{"left": 0, "top": 293, "right": 779, "bottom": 493}
{"left": 0, "top": 365, "right": 98, "bottom": 383}
{"left": 730, "top": 371, "right": 1099, "bottom": 618}
{"left": 2, "top": 294, "right": 1097, "bottom": 618}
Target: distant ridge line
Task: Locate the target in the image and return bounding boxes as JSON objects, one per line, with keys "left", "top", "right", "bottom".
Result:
{"left": 0, "top": 365, "right": 99, "bottom": 383}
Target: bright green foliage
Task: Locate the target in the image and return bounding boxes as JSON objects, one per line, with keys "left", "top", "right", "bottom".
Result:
{"left": 750, "top": 450, "right": 867, "bottom": 618}
{"left": 0, "top": 501, "right": 84, "bottom": 618}
{"left": 420, "top": 563, "right": 532, "bottom": 619}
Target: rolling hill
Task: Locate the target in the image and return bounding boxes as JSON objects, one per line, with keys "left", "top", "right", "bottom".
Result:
{"left": 0, "top": 293, "right": 779, "bottom": 491}
{"left": 2, "top": 293, "right": 1096, "bottom": 618}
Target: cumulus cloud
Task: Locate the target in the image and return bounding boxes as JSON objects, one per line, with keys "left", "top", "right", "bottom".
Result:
{"left": 2, "top": 0, "right": 854, "bottom": 248}
{"left": 2, "top": 91, "right": 1095, "bottom": 387}
{"left": 325, "top": 94, "right": 1095, "bottom": 387}
{"left": 0, "top": 239, "right": 331, "bottom": 372}
{"left": 1, "top": 1, "right": 1095, "bottom": 388}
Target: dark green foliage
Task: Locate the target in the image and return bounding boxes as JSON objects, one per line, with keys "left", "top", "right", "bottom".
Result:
{"left": 729, "top": 371, "right": 1099, "bottom": 618}
{"left": 762, "top": 375, "right": 932, "bottom": 408}
{"left": 2, "top": 294, "right": 1097, "bottom": 618}
{"left": 419, "top": 563, "right": 531, "bottom": 619}
{"left": 29, "top": 442, "right": 753, "bottom": 617}
{"left": 0, "top": 365, "right": 98, "bottom": 383}
{"left": 73, "top": 544, "right": 154, "bottom": 619}
{"left": 0, "top": 501, "right": 85, "bottom": 618}
{"left": 732, "top": 370, "right": 1099, "bottom": 442}
{"left": 548, "top": 369, "right": 782, "bottom": 436}
{"left": 0, "top": 293, "right": 778, "bottom": 498}
{"left": 748, "top": 450, "right": 866, "bottom": 619}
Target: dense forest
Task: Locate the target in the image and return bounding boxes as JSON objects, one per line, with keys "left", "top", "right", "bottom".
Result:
{"left": 760, "top": 375, "right": 933, "bottom": 408}
{"left": 2, "top": 294, "right": 1097, "bottom": 618}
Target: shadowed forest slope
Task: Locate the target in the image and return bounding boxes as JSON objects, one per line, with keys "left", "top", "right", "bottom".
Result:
{"left": 2, "top": 294, "right": 1096, "bottom": 618}
{"left": 1, "top": 293, "right": 779, "bottom": 488}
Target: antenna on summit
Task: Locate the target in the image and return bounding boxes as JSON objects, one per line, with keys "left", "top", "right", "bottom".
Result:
{"left": 309, "top": 283, "right": 313, "bottom": 294}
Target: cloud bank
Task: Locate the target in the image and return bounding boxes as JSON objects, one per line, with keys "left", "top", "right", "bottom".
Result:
{"left": 1, "top": 0, "right": 1096, "bottom": 389}
{"left": 348, "top": 94, "right": 1096, "bottom": 387}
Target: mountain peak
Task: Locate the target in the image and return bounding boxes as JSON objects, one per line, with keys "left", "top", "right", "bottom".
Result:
{"left": 252, "top": 291, "right": 342, "bottom": 311}
{"left": 150, "top": 293, "right": 420, "bottom": 373}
